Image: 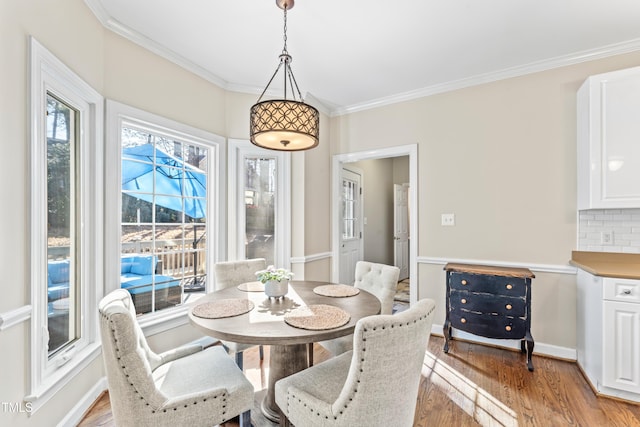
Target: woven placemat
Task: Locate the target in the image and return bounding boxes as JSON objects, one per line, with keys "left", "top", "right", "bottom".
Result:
{"left": 192, "top": 299, "right": 254, "bottom": 319}
{"left": 313, "top": 284, "right": 360, "bottom": 297}
{"left": 237, "top": 281, "right": 265, "bottom": 292}
{"left": 284, "top": 304, "right": 350, "bottom": 330}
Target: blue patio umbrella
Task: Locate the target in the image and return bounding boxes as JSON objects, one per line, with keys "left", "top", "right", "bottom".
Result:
{"left": 122, "top": 143, "right": 207, "bottom": 291}
{"left": 122, "top": 143, "right": 206, "bottom": 219}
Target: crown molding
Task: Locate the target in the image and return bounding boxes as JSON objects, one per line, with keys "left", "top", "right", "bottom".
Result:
{"left": 85, "top": 0, "right": 333, "bottom": 116}
{"left": 106, "top": 20, "right": 229, "bottom": 89}
{"left": 85, "top": 1, "right": 640, "bottom": 118}
{"left": 333, "top": 37, "right": 640, "bottom": 116}
{"left": 83, "top": 0, "right": 110, "bottom": 24}
{"left": 85, "top": 0, "right": 228, "bottom": 89}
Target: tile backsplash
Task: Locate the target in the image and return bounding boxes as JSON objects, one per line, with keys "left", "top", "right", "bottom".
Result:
{"left": 578, "top": 209, "right": 640, "bottom": 253}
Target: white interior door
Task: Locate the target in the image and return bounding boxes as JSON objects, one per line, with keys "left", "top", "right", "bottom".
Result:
{"left": 394, "top": 183, "right": 410, "bottom": 280}
{"left": 339, "top": 168, "right": 363, "bottom": 285}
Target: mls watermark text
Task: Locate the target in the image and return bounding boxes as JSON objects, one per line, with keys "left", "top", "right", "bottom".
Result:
{"left": 1, "top": 401, "right": 33, "bottom": 414}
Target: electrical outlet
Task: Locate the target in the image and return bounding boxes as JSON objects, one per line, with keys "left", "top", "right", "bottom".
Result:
{"left": 441, "top": 213, "right": 455, "bottom": 226}
{"left": 601, "top": 231, "right": 613, "bottom": 245}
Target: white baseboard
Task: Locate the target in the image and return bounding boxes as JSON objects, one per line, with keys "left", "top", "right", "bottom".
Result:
{"left": 57, "top": 377, "right": 107, "bottom": 427}
{"left": 431, "top": 324, "right": 576, "bottom": 361}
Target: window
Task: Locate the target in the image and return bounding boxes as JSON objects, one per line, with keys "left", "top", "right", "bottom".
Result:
{"left": 245, "top": 157, "right": 276, "bottom": 264}
{"left": 228, "top": 140, "right": 290, "bottom": 268}
{"left": 28, "top": 38, "right": 103, "bottom": 410}
{"left": 106, "top": 101, "right": 224, "bottom": 325}
{"left": 46, "top": 94, "right": 78, "bottom": 357}
{"left": 120, "top": 127, "right": 209, "bottom": 313}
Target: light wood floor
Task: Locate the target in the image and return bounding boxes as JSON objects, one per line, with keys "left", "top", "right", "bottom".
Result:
{"left": 79, "top": 336, "right": 640, "bottom": 427}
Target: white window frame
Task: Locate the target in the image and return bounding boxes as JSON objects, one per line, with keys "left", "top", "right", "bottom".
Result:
{"left": 105, "top": 101, "right": 225, "bottom": 335}
{"left": 228, "top": 139, "right": 291, "bottom": 269}
{"left": 27, "top": 37, "right": 104, "bottom": 412}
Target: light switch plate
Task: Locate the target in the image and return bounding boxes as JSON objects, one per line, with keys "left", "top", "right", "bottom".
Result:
{"left": 441, "top": 213, "right": 455, "bottom": 226}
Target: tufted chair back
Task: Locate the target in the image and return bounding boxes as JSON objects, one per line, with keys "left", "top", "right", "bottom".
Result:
{"left": 212, "top": 258, "right": 268, "bottom": 369}
{"left": 333, "top": 298, "right": 435, "bottom": 425}
{"left": 99, "top": 290, "right": 170, "bottom": 415}
{"left": 99, "top": 289, "right": 254, "bottom": 427}
{"left": 354, "top": 261, "right": 400, "bottom": 315}
{"left": 276, "top": 298, "right": 436, "bottom": 426}
{"left": 214, "top": 258, "right": 267, "bottom": 290}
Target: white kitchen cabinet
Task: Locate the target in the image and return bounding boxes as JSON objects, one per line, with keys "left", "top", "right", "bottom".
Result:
{"left": 602, "top": 277, "right": 640, "bottom": 393}
{"left": 577, "top": 65, "right": 640, "bottom": 209}
{"left": 576, "top": 269, "right": 640, "bottom": 402}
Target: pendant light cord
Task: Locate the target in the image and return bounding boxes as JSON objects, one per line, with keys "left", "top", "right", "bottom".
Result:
{"left": 256, "top": 2, "right": 305, "bottom": 104}
{"left": 282, "top": 6, "right": 288, "bottom": 55}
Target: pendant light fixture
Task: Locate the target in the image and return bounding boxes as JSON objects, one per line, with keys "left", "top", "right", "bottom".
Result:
{"left": 250, "top": 0, "right": 319, "bottom": 151}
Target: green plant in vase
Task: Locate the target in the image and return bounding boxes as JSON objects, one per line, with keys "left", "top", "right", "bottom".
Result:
{"left": 256, "top": 265, "right": 293, "bottom": 298}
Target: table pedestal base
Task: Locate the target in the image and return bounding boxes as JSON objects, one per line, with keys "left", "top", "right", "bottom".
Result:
{"left": 262, "top": 343, "right": 309, "bottom": 422}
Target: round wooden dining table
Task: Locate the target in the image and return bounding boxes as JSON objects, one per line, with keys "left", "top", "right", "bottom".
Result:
{"left": 188, "top": 280, "right": 381, "bottom": 422}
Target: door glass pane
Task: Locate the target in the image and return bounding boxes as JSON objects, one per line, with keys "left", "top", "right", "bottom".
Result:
{"left": 245, "top": 157, "right": 276, "bottom": 264}
{"left": 342, "top": 179, "right": 357, "bottom": 240}
{"left": 121, "top": 128, "right": 209, "bottom": 314}
{"left": 46, "top": 94, "right": 77, "bottom": 356}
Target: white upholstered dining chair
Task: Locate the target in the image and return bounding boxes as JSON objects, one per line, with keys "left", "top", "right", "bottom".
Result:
{"left": 275, "top": 298, "right": 436, "bottom": 427}
{"left": 318, "top": 260, "right": 400, "bottom": 356}
{"left": 213, "top": 258, "right": 266, "bottom": 369}
{"left": 99, "top": 289, "right": 253, "bottom": 427}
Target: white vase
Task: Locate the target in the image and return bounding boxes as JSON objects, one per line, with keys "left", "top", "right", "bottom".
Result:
{"left": 265, "top": 280, "right": 288, "bottom": 298}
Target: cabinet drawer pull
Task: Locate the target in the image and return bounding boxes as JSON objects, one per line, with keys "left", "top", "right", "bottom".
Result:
{"left": 622, "top": 289, "right": 632, "bottom": 295}
{"left": 461, "top": 318, "right": 467, "bottom": 324}
{"left": 461, "top": 280, "right": 468, "bottom": 286}
{"left": 505, "top": 304, "right": 512, "bottom": 310}
{"left": 461, "top": 298, "right": 467, "bottom": 304}
{"left": 505, "top": 325, "right": 512, "bottom": 332}
{"left": 506, "top": 284, "right": 513, "bottom": 290}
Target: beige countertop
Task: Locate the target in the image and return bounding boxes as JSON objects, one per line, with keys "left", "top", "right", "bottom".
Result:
{"left": 570, "top": 251, "right": 640, "bottom": 279}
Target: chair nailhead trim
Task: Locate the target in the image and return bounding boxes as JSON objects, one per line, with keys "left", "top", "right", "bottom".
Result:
{"left": 282, "top": 306, "right": 434, "bottom": 423}
{"left": 106, "top": 317, "right": 228, "bottom": 415}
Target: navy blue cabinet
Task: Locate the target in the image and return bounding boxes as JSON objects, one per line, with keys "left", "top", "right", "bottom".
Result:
{"left": 443, "top": 263, "right": 535, "bottom": 371}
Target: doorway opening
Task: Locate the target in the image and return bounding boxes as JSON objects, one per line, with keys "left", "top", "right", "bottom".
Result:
{"left": 331, "top": 144, "right": 418, "bottom": 307}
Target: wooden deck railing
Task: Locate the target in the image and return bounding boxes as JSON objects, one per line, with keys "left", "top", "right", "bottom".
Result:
{"left": 48, "top": 238, "right": 207, "bottom": 280}
{"left": 121, "top": 240, "right": 206, "bottom": 277}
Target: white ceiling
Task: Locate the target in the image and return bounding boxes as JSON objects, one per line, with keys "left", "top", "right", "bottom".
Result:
{"left": 87, "top": 0, "right": 640, "bottom": 115}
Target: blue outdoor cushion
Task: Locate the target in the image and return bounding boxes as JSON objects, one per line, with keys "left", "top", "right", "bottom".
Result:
{"left": 130, "top": 255, "right": 156, "bottom": 276}
{"left": 121, "top": 256, "right": 135, "bottom": 274}
{"left": 47, "top": 260, "right": 70, "bottom": 301}
{"left": 120, "top": 275, "right": 180, "bottom": 294}
{"left": 48, "top": 260, "right": 70, "bottom": 284}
